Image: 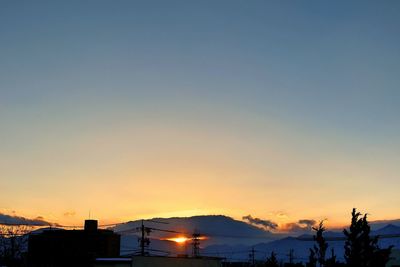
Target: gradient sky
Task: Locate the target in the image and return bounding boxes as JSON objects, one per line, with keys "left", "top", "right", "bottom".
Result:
{"left": 0, "top": 1, "right": 399, "bottom": 228}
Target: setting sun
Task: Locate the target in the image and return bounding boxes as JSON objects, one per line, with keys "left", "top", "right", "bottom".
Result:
{"left": 165, "top": 236, "right": 190, "bottom": 244}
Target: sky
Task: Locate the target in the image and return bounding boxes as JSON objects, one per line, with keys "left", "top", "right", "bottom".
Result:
{"left": 0, "top": 0, "right": 399, "bottom": 228}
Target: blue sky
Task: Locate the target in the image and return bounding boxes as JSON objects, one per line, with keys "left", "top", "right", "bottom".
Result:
{"left": 0, "top": 1, "right": 399, "bottom": 225}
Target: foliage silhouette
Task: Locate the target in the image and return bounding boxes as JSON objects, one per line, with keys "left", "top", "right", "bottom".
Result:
{"left": 0, "top": 225, "right": 30, "bottom": 267}
{"left": 311, "top": 221, "right": 328, "bottom": 267}
{"left": 343, "top": 208, "right": 393, "bottom": 267}
{"left": 307, "top": 248, "right": 317, "bottom": 267}
{"left": 265, "top": 251, "right": 279, "bottom": 267}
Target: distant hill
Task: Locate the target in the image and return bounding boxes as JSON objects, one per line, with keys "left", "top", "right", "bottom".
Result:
{"left": 203, "top": 224, "right": 400, "bottom": 262}
{"left": 113, "top": 215, "right": 282, "bottom": 256}
{"left": 113, "top": 215, "right": 400, "bottom": 261}
{"left": 370, "top": 219, "right": 400, "bottom": 230}
{"left": 115, "top": 215, "right": 279, "bottom": 240}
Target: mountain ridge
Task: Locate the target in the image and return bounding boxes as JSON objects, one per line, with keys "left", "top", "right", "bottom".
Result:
{"left": 115, "top": 215, "right": 400, "bottom": 260}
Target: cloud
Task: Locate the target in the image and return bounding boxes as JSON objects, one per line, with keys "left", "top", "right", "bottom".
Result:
{"left": 63, "top": 211, "right": 76, "bottom": 217}
{"left": 298, "top": 219, "right": 316, "bottom": 228}
{"left": 0, "top": 213, "right": 56, "bottom": 226}
{"left": 242, "top": 215, "right": 278, "bottom": 230}
{"left": 276, "top": 212, "right": 289, "bottom": 219}
{"left": 282, "top": 219, "right": 317, "bottom": 233}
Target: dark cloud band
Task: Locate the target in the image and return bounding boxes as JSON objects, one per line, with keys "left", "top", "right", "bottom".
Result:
{"left": 0, "top": 213, "right": 55, "bottom": 226}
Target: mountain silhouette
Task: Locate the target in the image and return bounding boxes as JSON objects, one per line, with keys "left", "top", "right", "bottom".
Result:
{"left": 114, "top": 215, "right": 400, "bottom": 261}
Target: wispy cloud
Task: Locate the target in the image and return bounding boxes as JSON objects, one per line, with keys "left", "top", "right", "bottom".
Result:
{"left": 276, "top": 212, "right": 289, "bottom": 219}
{"left": 63, "top": 211, "right": 76, "bottom": 217}
{"left": 242, "top": 215, "right": 278, "bottom": 230}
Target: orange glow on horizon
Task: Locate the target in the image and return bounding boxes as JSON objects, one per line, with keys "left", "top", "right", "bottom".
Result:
{"left": 164, "top": 236, "right": 190, "bottom": 244}
{"left": 163, "top": 236, "right": 208, "bottom": 244}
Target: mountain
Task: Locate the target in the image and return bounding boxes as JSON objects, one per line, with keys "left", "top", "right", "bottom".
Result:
{"left": 115, "top": 215, "right": 278, "bottom": 239}
{"left": 114, "top": 215, "right": 400, "bottom": 262}
{"left": 113, "top": 215, "right": 283, "bottom": 256}
{"left": 202, "top": 224, "right": 400, "bottom": 262}
{"left": 370, "top": 219, "right": 400, "bottom": 230}
{"left": 373, "top": 224, "right": 400, "bottom": 235}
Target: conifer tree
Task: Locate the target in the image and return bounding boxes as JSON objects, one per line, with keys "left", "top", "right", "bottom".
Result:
{"left": 311, "top": 221, "right": 328, "bottom": 267}
{"left": 343, "top": 208, "right": 393, "bottom": 267}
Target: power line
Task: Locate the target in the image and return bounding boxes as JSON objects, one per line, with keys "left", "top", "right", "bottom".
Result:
{"left": 137, "top": 219, "right": 177, "bottom": 256}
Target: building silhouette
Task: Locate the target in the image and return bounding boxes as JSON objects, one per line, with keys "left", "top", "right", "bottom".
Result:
{"left": 28, "top": 220, "right": 120, "bottom": 267}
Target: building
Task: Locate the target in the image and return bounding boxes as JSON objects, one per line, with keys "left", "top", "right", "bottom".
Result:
{"left": 28, "top": 220, "right": 120, "bottom": 267}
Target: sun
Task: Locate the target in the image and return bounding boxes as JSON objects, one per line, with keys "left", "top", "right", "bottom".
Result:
{"left": 165, "top": 236, "right": 190, "bottom": 244}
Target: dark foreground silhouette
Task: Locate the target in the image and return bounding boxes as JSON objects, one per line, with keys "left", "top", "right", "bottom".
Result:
{"left": 0, "top": 208, "right": 395, "bottom": 267}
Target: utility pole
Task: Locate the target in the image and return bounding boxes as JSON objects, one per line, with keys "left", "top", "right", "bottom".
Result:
{"left": 248, "top": 247, "right": 255, "bottom": 266}
{"left": 138, "top": 220, "right": 150, "bottom": 256}
{"left": 287, "top": 249, "right": 294, "bottom": 265}
{"left": 192, "top": 232, "right": 201, "bottom": 257}
{"left": 137, "top": 219, "right": 172, "bottom": 257}
{"left": 140, "top": 220, "right": 145, "bottom": 256}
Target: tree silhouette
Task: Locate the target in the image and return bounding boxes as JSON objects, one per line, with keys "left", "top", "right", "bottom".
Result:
{"left": 311, "top": 221, "right": 328, "bottom": 267}
{"left": 343, "top": 208, "right": 393, "bottom": 267}
{"left": 306, "top": 249, "right": 317, "bottom": 267}
{"left": 0, "top": 225, "right": 30, "bottom": 267}
{"left": 325, "top": 249, "right": 338, "bottom": 267}
{"left": 265, "top": 251, "right": 279, "bottom": 267}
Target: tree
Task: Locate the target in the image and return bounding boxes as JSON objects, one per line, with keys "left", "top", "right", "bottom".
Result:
{"left": 306, "top": 249, "right": 317, "bottom": 267}
{"left": 325, "top": 249, "right": 337, "bottom": 267}
{"left": 265, "top": 252, "right": 279, "bottom": 267}
{"left": 311, "top": 221, "right": 328, "bottom": 267}
{"left": 343, "top": 208, "right": 393, "bottom": 267}
{"left": 0, "top": 225, "right": 31, "bottom": 267}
